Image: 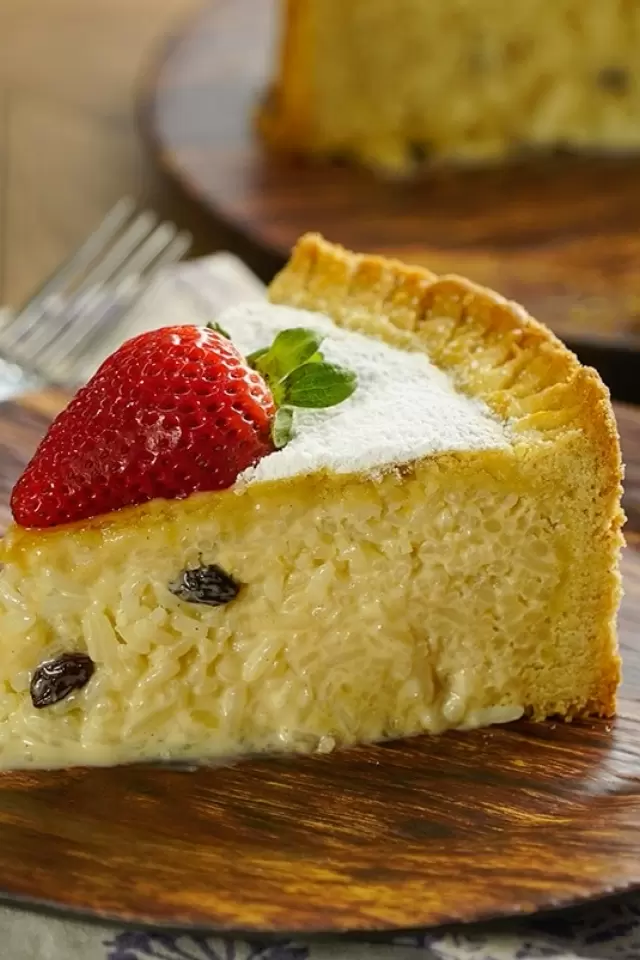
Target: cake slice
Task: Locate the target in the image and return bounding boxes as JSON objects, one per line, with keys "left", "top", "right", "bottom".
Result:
{"left": 259, "top": 0, "right": 640, "bottom": 172}
{"left": 0, "top": 235, "right": 623, "bottom": 769}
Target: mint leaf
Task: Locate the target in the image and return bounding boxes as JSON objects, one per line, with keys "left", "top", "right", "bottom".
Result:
{"left": 207, "top": 320, "right": 231, "bottom": 340}
{"left": 247, "top": 346, "right": 269, "bottom": 367}
{"left": 250, "top": 328, "right": 325, "bottom": 384}
{"left": 271, "top": 328, "right": 325, "bottom": 373}
{"left": 246, "top": 327, "right": 357, "bottom": 415}
{"left": 282, "top": 363, "right": 357, "bottom": 408}
{"left": 271, "top": 406, "right": 295, "bottom": 449}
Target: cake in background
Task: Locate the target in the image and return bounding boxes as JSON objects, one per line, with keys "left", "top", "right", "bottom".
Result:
{"left": 258, "top": 0, "right": 640, "bottom": 173}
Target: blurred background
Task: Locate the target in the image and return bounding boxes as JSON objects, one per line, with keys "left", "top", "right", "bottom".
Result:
{"left": 0, "top": 0, "right": 198, "bottom": 306}
{"left": 1, "top": 0, "right": 640, "bottom": 400}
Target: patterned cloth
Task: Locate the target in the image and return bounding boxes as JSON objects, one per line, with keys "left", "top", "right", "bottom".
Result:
{"left": 0, "top": 254, "right": 636, "bottom": 958}
{"left": 1, "top": 890, "right": 640, "bottom": 959}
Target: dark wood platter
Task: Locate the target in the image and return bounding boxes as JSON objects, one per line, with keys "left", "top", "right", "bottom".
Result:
{"left": 0, "top": 389, "right": 637, "bottom": 935}
{"left": 142, "top": 0, "right": 640, "bottom": 403}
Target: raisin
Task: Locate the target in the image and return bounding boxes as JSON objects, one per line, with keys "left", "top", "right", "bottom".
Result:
{"left": 30, "top": 653, "right": 95, "bottom": 709}
{"left": 408, "top": 141, "right": 432, "bottom": 164}
{"left": 169, "top": 563, "right": 241, "bottom": 607}
{"left": 597, "top": 67, "right": 629, "bottom": 95}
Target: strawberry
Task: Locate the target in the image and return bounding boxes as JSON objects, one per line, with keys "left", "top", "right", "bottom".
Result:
{"left": 11, "top": 320, "right": 359, "bottom": 530}
{"left": 11, "top": 326, "right": 276, "bottom": 528}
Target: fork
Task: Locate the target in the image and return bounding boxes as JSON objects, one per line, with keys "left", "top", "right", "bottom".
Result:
{"left": 0, "top": 198, "right": 192, "bottom": 389}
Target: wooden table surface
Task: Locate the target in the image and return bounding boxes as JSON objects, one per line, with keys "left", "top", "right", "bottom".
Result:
{"left": 0, "top": 0, "right": 202, "bottom": 309}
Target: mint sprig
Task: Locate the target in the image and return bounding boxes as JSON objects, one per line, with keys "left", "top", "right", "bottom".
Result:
{"left": 271, "top": 407, "right": 294, "bottom": 449}
{"left": 283, "top": 362, "right": 357, "bottom": 408}
{"left": 248, "top": 326, "right": 357, "bottom": 448}
{"left": 261, "top": 328, "right": 323, "bottom": 377}
{"left": 206, "top": 320, "right": 231, "bottom": 339}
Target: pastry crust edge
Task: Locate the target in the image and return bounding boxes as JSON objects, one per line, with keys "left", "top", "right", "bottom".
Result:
{"left": 269, "top": 232, "right": 624, "bottom": 720}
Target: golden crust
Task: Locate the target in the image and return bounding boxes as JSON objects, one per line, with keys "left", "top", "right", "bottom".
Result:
{"left": 269, "top": 233, "right": 620, "bottom": 458}
{"left": 269, "top": 232, "right": 624, "bottom": 719}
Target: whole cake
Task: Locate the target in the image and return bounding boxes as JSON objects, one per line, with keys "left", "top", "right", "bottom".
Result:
{"left": 0, "top": 234, "right": 624, "bottom": 769}
{"left": 259, "top": 0, "right": 640, "bottom": 172}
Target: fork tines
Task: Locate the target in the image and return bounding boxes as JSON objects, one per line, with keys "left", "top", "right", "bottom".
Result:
{"left": 0, "top": 198, "right": 192, "bottom": 387}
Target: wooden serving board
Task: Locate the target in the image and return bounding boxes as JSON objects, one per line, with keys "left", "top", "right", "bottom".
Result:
{"left": 143, "top": 0, "right": 640, "bottom": 403}
{"left": 0, "top": 391, "right": 638, "bottom": 935}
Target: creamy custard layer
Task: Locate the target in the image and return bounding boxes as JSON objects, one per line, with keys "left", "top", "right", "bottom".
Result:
{"left": 0, "top": 456, "right": 572, "bottom": 769}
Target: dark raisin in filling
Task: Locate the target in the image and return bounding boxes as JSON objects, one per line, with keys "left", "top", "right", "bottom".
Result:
{"left": 597, "top": 67, "right": 630, "bottom": 95}
{"left": 30, "top": 653, "right": 95, "bottom": 709}
{"left": 169, "top": 563, "right": 241, "bottom": 607}
{"left": 408, "top": 141, "right": 432, "bottom": 164}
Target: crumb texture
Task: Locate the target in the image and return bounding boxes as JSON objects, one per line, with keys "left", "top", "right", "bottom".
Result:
{"left": 0, "top": 460, "right": 605, "bottom": 769}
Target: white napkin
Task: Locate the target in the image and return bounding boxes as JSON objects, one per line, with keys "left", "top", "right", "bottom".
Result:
{"left": 1, "top": 889, "right": 640, "bottom": 960}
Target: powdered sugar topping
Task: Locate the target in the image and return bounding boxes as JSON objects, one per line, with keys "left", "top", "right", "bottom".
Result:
{"left": 216, "top": 303, "right": 510, "bottom": 485}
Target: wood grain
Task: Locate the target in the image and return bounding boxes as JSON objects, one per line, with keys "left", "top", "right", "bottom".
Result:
{"left": 0, "top": 392, "right": 638, "bottom": 934}
{"left": 143, "top": 0, "right": 640, "bottom": 402}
